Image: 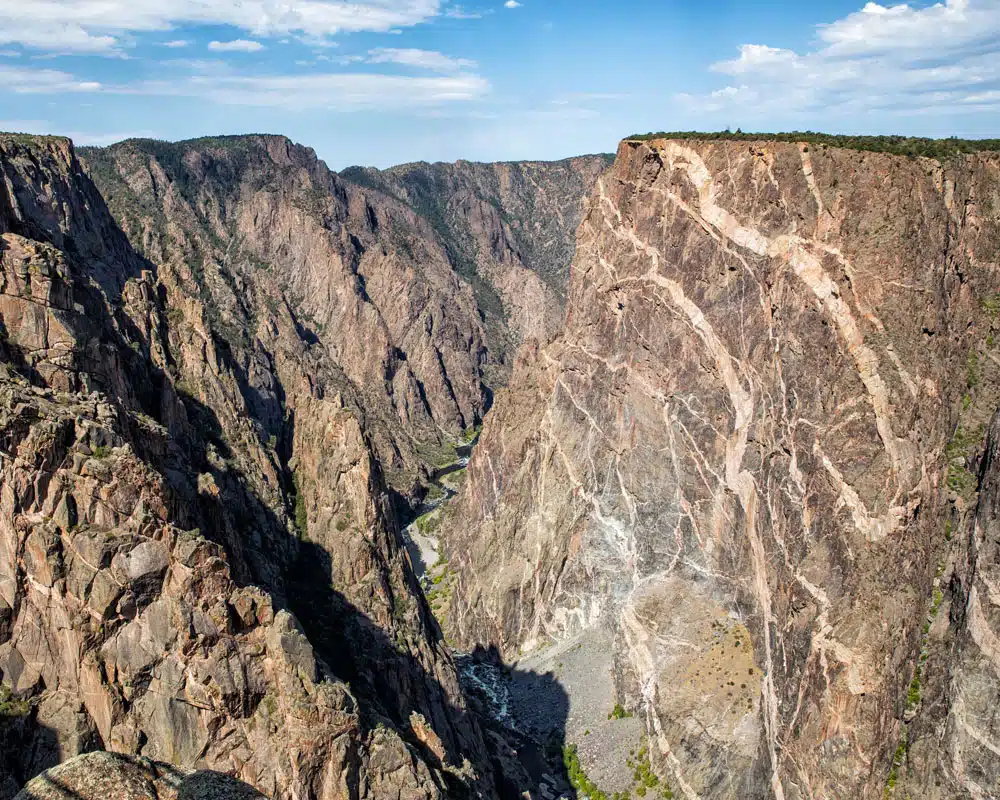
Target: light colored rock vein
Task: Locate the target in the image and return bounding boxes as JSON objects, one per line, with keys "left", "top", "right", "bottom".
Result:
{"left": 595, "top": 177, "right": 785, "bottom": 800}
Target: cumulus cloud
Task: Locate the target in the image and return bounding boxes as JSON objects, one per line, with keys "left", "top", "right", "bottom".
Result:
{"left": 162, "top": 40, "right": 189, "bottom": 48}
{"left": 366, "top": 47, "right": 476, "bottom": 72}
{"left": 208, "top": 39, "right": 265, "bottom": 52}
{"left": 711, "top": 44, "right": 798, "bottom": 75}
{"left": 0, "top": 0, "right": 442, "bottom": 52}
{"left": 504, "top": 1, "right": 520, "bottom": 7}
{"left": 680, "top": 0, "right": 1000, "bottom": 118}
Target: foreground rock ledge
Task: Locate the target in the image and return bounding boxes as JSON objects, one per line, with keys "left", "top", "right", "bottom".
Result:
{"left": 16, "top": 752, "right": 267, "bottom": 800}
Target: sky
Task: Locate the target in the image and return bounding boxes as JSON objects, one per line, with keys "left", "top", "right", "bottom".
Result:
{"left": 0, "top": 0, "right": 998, "bottom": 168}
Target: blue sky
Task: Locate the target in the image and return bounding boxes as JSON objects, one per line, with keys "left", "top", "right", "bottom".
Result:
{"left": 0, "top": 0, "right": 998, "bottom": 168}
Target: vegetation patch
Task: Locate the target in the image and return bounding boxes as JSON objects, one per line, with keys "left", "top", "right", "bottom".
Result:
{"left": 424, "top": 483, "right": 446, "bottom": 504}
{"left": 884, "top": 730, "right": 908, "bottom": 798}
{"left": 460, "top": 424, "right": 482, "bottom": 445}
{"left": 627, "top": 744, "right": 673, "bottom": 799}
{"left": 563, "top": 740, "right": 674, "bottom": 800}
{"left": 0, "top": 685, "right": 30, "bottom": 719}
{"left": 945, "top": 423, "right": 983, "bottom": 499}
{"left": 416, "top": 439, "right": 460, "bottom": 469}
{"left": 625, "top": 130, "right": 1000, "bottom": 160}
{"left": 415, "top": 509, "right": 442, "bottom": 538}
{"left": 982, "top": 293, "right": 1000, "bottom": 318}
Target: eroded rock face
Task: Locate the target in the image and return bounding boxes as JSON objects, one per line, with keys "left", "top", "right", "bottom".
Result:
{"left": 81, "top": 139, "right": 609, "bottom": 494}
{"left": 441, "top": 138, "right": 1000, "bottom": 798}
{"left": 0, "top": 134, "right": 493, "bottom": 799}
{"left": 340, "top": 156, "right": 614, "bottom": 375}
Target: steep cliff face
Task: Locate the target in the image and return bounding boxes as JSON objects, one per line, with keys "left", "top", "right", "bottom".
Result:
{"left": 80, "top": 136, "right": 489, "bottom": 495}
{"left": 341, "top": 156, "right": 613, "bottom": 376}
{"left": 442, "top": 138, "right": 1000, "bottom": 798}
{"left": 0, "top": 134, "right": 494, "bottom": 799}
{"left": 79, "top": 141, "right": 608, "bottom": 497}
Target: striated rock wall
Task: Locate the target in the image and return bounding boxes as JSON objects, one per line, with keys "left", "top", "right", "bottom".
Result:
{"left": 442, "top": 137, "right": 1000, "bottom": 798}
{"left": 0, "top": 134, "right": 494, "bottom": 799}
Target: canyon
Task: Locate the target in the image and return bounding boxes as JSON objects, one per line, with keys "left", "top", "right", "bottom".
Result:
{"left": 1, "top": 129, "right": 1000, "bottom": 800}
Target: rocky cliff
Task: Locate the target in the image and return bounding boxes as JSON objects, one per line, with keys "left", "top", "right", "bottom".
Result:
{"left": 80, "top": 140, "right": 608, "bottom": 496}
{"left": 440, "top": 137, "right": 1000, "bottom": 799}
{"left": 340, "top": 156, "right": 613, "bottom": 381}
{"left": 0, "top": 133, "right": 494, "bottom": 800}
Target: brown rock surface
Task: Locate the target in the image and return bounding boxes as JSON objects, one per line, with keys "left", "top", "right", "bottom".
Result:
{"left": 0, "top": 133, "right": 493, "bottom": 800}
{"left": 81, "top": 139, "right": 609, "bottom": 494}
{"left": 340, "top": 155, "right": 613, "bottom": 379}
{"left": 441, "top": 137, "right": 1000, "bottom": 798}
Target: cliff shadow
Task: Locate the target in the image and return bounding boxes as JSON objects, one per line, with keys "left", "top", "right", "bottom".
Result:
{"left": 459, "top": 645, "right": 576, "bottom": 800}
{"left": 0, "top": 714, "right": 62, "bottom": 800}
{"left": 171, "top": 379, "right": 576, "bottom": 798}
{"left": 289, "top": 540, "right": 575, "bottom": 800}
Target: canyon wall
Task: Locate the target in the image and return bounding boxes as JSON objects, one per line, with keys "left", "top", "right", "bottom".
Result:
{"left": 0, "top": 133, "right": 494, "bottom": 800}
{"left": 342, "top": 156, "right": 613, "bottom": 372}
{"left": 441, "top": 137, "right": 1000, "bottom": 799}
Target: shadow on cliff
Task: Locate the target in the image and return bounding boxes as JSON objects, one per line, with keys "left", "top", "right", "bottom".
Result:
{"left": 459, "top": 645, "right": 576, "bottom": 800}
{"left": 289, "top": 540, "right": 575, "bottom": 799}
{"left": 0, "top": 714, "right": 61, "bottom": 799}
{"left": 159, "top": 377, "right": 576, "bottom": 798}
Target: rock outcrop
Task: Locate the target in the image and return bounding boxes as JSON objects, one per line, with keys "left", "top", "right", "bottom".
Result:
{"left": 16, "top": 752, "right": 265, "bottom": 800}
{"left": 441, "top": 137, "right": 1000, "bottom": 798}
{"left": 341, "top": 156, "right": 613, "bottom": 378}
{"left": 0, "top": 133, "right": 492, "bottom": 799}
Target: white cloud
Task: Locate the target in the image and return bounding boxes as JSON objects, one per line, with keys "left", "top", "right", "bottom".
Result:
{"left": 162, "top": 40, "right": 189, "bottom": 48}
{"left": 367, "top": 47, "right": 476, "bottom": 73}
{"left": 443, "top": 3, "right": 483, "bottom": 18}
{"left": 208, "top": 39, "right": 265, "bottom": 52}
{"left": 504, "top": 1, "right": 521, "bottom": 7}
{"left": 0, "top": 0, "right": 442, "bottom": 53}
{"left": 136, "top": 70, "right": 489, "bottom": 109}
{"left": 0, "top": 56, "right": 488, "bottom": 111}
{"left": 711, "top": 44, "right": 799, "bottom": 75}
{"left": 681, "top": 0, "right": 1000, "bottom": 119}
{"left": 0, "top": 65, "right": 101, "bottom": 93}
{"left": 0, "top": 50, "right": 19, "bottom": 57}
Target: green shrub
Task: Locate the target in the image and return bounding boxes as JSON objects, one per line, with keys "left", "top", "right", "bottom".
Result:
{"left": 0, "top": 685, "right": 29, "bottom": 718}
{"left": 563, "top": 744, "right": 608, "bottom": 800}
{"left": 609, "top": 703, "right": 634, "bottom": 720}
{"left": 983, "top": 294, "right": 1000, "bottom": 317}
{"left": 946, "top": 424, "right": 983, "bottom": 499}
{"left": 884, "top": 731, "right": 908, "bottom": 797}
{"left": 967, "top": 350, "right": 980, "bottom": 389}
{"left": 906, "top": 671, "right": 922, "bottom": 709}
